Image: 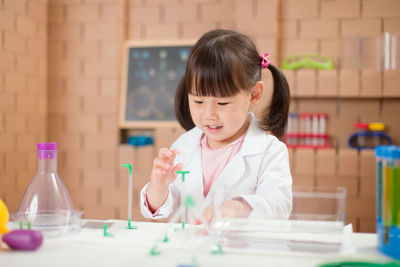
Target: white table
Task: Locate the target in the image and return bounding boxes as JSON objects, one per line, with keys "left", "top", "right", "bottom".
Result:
{"left": 0, "top": 220, "right": 393, "bottom": 267}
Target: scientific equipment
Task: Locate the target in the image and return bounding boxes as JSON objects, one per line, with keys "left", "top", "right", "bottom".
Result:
{"left": 285, "top": 112, "right": 330, "bottom": 149}
{"left": 210, "top": 186, "right": 347, "bottom": 254}
{"left": 0, "top": 199, "right": 9, "bottom": 234}
{"left": 2, "top": 229, "right": 43, "bottom": 250}
{"left": 348, "top": 122, "right": 392, "bottom": 150}
{"left": 12, "top": 143, "right": 82, "bottom": 237}
{"left": 281, "top": 54, "right": 334, "bottom": 70}
{"left": 375, "top": 146, "right": 400, "bottom": 260}
{"left": 121, "top": 164, "right": 137, "bottom": 229}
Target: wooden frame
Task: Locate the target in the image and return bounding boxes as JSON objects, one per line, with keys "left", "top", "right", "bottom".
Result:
{"left": 119, "top": 40, "right": 195, "bottom": 128}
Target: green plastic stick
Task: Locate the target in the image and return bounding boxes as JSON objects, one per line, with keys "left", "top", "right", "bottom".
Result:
{"left": 27, "top": 221, "right": 31, "bottom": 230}
{"left": 149, "top": 245, "right": 161, "bottom": 256}
{"left": 19, "top": 220, "right": 23, "bottom": 229}
{"left": 176, "top": 170, "right": 190, "bottom": 229}
{"left": 122, "top": 164, "right": 137, "bottom": 229}
{"left": 103, "top": 224, "right": 113, "bottom": 237}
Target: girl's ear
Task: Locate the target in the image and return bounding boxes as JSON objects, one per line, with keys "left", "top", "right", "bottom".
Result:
{"left": 250, "top": 81, "right": 264, "bottom": 106}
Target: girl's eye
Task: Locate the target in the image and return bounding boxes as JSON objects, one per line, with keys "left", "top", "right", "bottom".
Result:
{"left": 194, "top": 100, "right": 203, "bottom": 104}
{"left": 218, "top": 102, "right": 230, "bottom": 106}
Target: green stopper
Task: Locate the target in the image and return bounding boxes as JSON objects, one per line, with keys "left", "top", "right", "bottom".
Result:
{"left": 103, "top": 224, "right": 113, "bottom": 237}
{"left": 122, "top": 164, "right": 133, "bottom": 175}
{"left": 27, "top": 221, "right": 31, "bottom": 230}
{"left": 162, "top": 234, "right": 169, "bottom": 243}
{"left": 184, "top": 196, "right": 195, "bottom": 208}
{"left": 176, "top": 170, "right": 190, "bottom": 182}
{"left": 19, "top": 220, "right": 23, "bottom": 229}
{"left": 126, "top": 217, "right": 138, "bottom": 230}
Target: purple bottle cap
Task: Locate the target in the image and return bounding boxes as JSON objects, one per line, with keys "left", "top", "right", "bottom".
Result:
{"left": 37, "top": 142, "right": 57, "bottom": 151}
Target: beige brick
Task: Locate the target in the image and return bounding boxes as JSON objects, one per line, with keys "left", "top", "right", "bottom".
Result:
{"left": 383, "top": 70, "right": 400, "bottom": 97}
{"left": 16, "top": 131, "right": 37, "bottom": 151}
{"left": 317, "top": 70, "right": 338, "bottom": 97}
{"left": 337, "top": 148, "right": 358, "bottom": 177}
{"left": 85, "top": 23, "right": 121, "bottom": 41}
{"left": 5, "top": 114, "right": 27, "bottom": 133}
{"left": 340, "top": 99, "right": 380, "bottom": 118}
{"left": 101, "top": 2, "right": 121, "bottom": 22}
{"left": 237, "top": 18, "right": 275, "bottom": 37}
{"left": 100, "top": 41, "right": 119, "bottom": 60}
{"left": 318, "top": 177, "right": 358, "bottom": 198}
{"left": 292, "top": 175, "right": 315, "bottom": 187}
{"left": 359, "top": 218, "right": 376, "bottom": 233}
{"left": 316, "top": 149, "right": 336, "bottom": 177}
{"left": 181, "top": 22, "right": 216, "bottom": 39}
{"left": 339, "top": 70, "right": 360, "bottom": 97}
{"left": 4, "top": 32, "right": 26, "bottom": 53}
{"left": 361, "top": 70, "right": 382, "bottom": 97}
{"left": 65, "top": 40, "right": 99, "bottom": 59}
{"left": 65, "top": 78, "right": 98, "bottom": 97}
{"left": 49, "top": 5, "right": 65, "bottom": 23}
{"left": 60, "top": 168, "right": 81, "bottom": 189}
{"left": 281, "top": 39, "right": 318, "bottom": 58}
{"left": 118, "top": 144, "right": 135, "bottom": 166}
{"left": 16, "top": 16, "right": 37, "bottom": 36}
{"left": 382, "top": 99, "right": 400, "bottom": 117}
{"left": 66, "top": 114, "right": 98, "bottom": 133}
{"left": 129, "top": 6, "right": 160, "bottom": 24}
{"left": 98, "top": 150, "right": 117, "bottom": 171}
{"left": 135, "top": 145, "right": 155, "bottom": 171}
{"left": 359, "top": 177, "right": 375, "bottom": 199}
{"left": 280, "top": 20, "right": 298, "bottom": 39}
{"left": 48, "top": 96, "right": 81, "bottom": 114}
{"left": 82, "top": 205, "right": 116, "bottom": 220}
{"left": 100, "top": 187, "right": 127, "bottom": 209}
{"left": 83, "top": 59, "right": 118, "bottom": 77}
{"left": 64, "top": 150, "right": 98, "bottom": 171}
{"left": 4, "top": 73, "right": 26, "bottom": 93}
{"left": 67, "top": 4, "right": 99, "bottom": 23}
{"left": 164, "top": 4, "right": 197, "bottom": 23}
{"left": 359, "top": 150, "right": 376, "bottom": 178}
{"left": 0, "top": 10, "right": 16, "bottom": 31}
{"left": 341, "top": 19, "right": 381, "bottom": 37}
{"left": 300, "top": 19, "right": 339, "bottom": 39}
{"left": 16, "top": 94, "right": 37, "bottom": 114}
{"left": 296, "top": 70, "right": 317, "bottom": 97}
{"left": 200, "top": 2, "right": 234, "bottom": 22}
{"left": 363, "top": 0, "right": 400, "bottom": 18}
{"left": 100, "top": 115, "right": 117, "bottom": 133}
{"left": 347, "top": 198, "right": 375, "bottom": 218}
{"left": 320, "top": 40, "right": 341, "bottom": 62}
{"left": 49, "top": 59, "right": 81, "bottom": 78}
{"left": 69, "top": 187, "right": 100, "bottom": 208}
{"left": 321, "top": 0, "right": 360, "bottom": 19}
{"left": 83, "top": 132, "right": 118, "bottom": 151}
{"left": 145, "top": 24, "right": 179, "bottom": 40}
{"left": 5, "top": 151, "right": 27, "bottom": 172}
{"left": 0, "top": 51, "right": 15, "bottom": 72}
{"left": 281, "top": 0, "right": 318, "bottom": 19}
{"left": 293, "top": 149, "right": 315, "bottom": 177}
{"left": 83, "top": 169, "right": 116, "bottom": 189}
{"left": 82, "top": 95, "right": 117, "bottom": 115}
{"left": 27, "top": 1, "right": 46, "bottom": 22}
{"left": 255, "top": 0, "right": 277, "bottom": 19}
{"left": 27, "top": 114, "right": 46, "bottom": 133}
{"left": 128, "top": 22, "right": 143, "bottom": 40}
{"left": 4, "top": 0, "right": 27, "bottom": 15}
{"left": 234, "top": 0, "right": 254, "bottom": 18}
{"left": 28, "top": 38, "right": 46, "bottom": 58}
{"left": 49, "top": 24, "right": 80, "bottom": 41}
{"left": 100, "top": 78, "right": 118, "bottom": 98}
{"left": 384, "top": 18, "right": 400, "bottom": 32}
{"left": 16, "top": 55, "right": 37, "bottom": 75}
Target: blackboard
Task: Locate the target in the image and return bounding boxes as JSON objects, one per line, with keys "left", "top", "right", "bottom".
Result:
{"left": 119, "top": 41, "right": 193, "bottom": 128}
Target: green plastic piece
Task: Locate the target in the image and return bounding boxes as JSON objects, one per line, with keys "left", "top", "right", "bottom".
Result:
{"left": 318, "top": 261, "right": 400, "bottom": 267}
{"left": 149, "top": 245, "right": 161, "bottom": 256}
{"left": 162, "top": 234, "right": 169, "bottom": 243}
{"left": 122, "top": 164, "right": 133, "bottom": 175}
{"left": 27, "top": 221, "right": 31, "bottom": 230}
{"left": 103, "top": 223, "right": 114, "bottom": 237}
{"left": 19, "top": 220, "right": 23, "bottom": 229}
{"left": 281, "top": 54, "right": 334, "bottom": 70}
{"left": 126, "top": 217, "right": 138, "bottom": 229}
{"left": 211, "top": 243, "right": 224, "bottom": 255}
{"left": 176, "top": 170, "right": 190, "bottom": 182}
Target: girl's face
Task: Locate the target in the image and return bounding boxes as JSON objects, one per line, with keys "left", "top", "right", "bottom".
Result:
{"left": 188, "top": 83, "right": 263, "bottom": 149}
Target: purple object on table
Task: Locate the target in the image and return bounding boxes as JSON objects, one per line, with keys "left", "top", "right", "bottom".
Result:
{"left": 2, "top": 229, "right": 43, "bottom": 250}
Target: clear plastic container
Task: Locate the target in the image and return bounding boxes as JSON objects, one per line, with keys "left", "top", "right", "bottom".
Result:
{"left": 210, "top": 186, "right": 347, "bottom": 254}
{"left": 12, "top": 143, "right": 82, "bottom": 237}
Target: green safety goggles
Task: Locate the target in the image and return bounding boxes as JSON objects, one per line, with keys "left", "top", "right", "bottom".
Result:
{"left": 281, "top": 54, "right": 334, "bottom": 70}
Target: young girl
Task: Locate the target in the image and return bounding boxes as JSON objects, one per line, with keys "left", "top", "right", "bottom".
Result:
{"left": 140, "top": 29, "right": 292, "bottom": 222}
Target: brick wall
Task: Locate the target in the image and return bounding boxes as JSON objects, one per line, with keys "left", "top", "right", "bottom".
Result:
{"left": 1, "top": 0, "right": 399, "bottom": 232}
{"left": 0, "top": 0, "right": 48, "bottom": 212}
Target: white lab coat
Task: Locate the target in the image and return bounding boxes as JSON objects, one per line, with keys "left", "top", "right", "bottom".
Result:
{"left": 140, "top": 113, "right": 292, "bottom": 222}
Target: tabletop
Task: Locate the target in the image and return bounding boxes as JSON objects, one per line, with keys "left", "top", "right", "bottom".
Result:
{"left": 0, "top": 219, "right": 393, "bottom": 267}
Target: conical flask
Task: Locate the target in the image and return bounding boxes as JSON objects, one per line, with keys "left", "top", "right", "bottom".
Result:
{"left": 13, "top": 143, "right": 82, "bottom": 237}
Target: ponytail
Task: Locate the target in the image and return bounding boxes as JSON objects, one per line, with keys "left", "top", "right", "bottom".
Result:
{"left": 260, "top": 64, "right": 290, "bottom": 139}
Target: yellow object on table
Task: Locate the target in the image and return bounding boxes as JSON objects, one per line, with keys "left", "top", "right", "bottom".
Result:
{"left": 0, "top": 199, "right": 10, "bottom": 234}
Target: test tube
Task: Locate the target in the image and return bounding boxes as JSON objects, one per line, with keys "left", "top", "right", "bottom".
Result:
{"left": 319, "top": 113, "right": 327, "bottom": 146}
{"left": 312, "top": 113, "right": 319, "bottom": 147}
{"left": 304, "top": 113, "right": 312, "bottom": 146}
{"left": 286, "top": 114, "right": 293, "bottom": 146}
{"left": 355, "top": 123, "right": 369, "bottom": 148}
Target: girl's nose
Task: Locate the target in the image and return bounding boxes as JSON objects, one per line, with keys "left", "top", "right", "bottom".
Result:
{"left": 205, "top": 103, "right": 218, "bottom": 119}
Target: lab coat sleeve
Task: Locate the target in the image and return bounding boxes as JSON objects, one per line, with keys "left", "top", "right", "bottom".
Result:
{"left": 236, "top": 141, "right": 293, "bottom": 219}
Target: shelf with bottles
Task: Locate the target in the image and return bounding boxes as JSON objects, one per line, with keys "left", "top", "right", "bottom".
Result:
{"left": 284, "top": 112, "right": 330, "bottom": 149}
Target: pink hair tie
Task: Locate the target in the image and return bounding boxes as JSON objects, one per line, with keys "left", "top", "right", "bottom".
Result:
{"left": 260, "top": 52, "right": 271, "bottom": 69}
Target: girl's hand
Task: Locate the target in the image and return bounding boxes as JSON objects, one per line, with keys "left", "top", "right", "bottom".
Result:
{"left": 150, "top": 148, "right": 183, "bottom": 189}
{"left": 146, "top": 148, "right": 183, "bottom": 213}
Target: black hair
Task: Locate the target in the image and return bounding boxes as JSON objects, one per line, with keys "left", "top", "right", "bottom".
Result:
{"left": 175, "top": 29, "right": 290, "bottom": 138}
